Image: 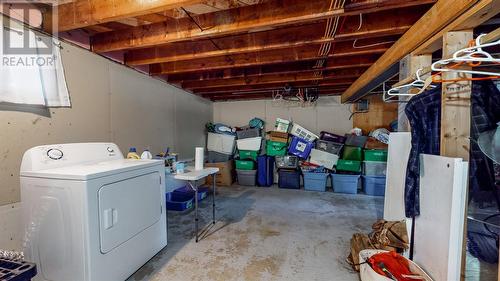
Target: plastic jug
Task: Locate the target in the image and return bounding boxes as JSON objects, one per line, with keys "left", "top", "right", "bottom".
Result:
{"left": 141, "top": 149, "right": 153, "bottom": 160}
{"left": 127, "top": 147, "right": 140, "bottom": 159}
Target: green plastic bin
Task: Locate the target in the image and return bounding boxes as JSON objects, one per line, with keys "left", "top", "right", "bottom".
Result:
{"left": 341, "top": 146, "right": 363, "bottom": 161}
{"left": 364, "top": 149, "right": 388, "bottom": 162}
{"left": 238, "top": 150, "right": 258, "bottom": 161}
{"left": 336, "top": 159, "right": 362, "bottom": 173}
{"left": 235, "top": 160, "right": 256, "bottom": 170}
{"left": 266, "top": 140, "right": 288, "bottom": 156}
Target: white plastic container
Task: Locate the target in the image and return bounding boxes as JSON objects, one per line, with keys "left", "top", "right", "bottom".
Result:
{"left": 236, "top": 137, "right": 263, "bottom": 151}
{"left": 140, "top": 149, "right": 153, "bottom": 159}
{"left": 207, "top": 132, "right": 236, "bottom": 155}
{"left": 359, "top": 250, "right": 433, "bottom": 281}
{"left": 275, "top": 118, "right": 291, "bottom": 133}
{"left": 309, "top": 149, "right": 339, "bottom": 170}
{"left": 289, "top": 123, "right": 319, "bottom": 142}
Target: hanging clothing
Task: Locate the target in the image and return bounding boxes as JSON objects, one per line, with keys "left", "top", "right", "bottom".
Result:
{"left": 404, "top": 85, "right": 442, "bottom": 217}
{"left": 469, "top": 80, "right": 500, "bottom": 201}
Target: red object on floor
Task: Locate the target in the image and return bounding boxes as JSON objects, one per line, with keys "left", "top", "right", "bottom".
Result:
{"left": 368, "top": 251, "right": 424, "bottom": 281}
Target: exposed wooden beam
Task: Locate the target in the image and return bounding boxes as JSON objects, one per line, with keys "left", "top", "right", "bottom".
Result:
{"left": 193, "top": 79, "right": 357, "bottom": 94}
{"left": 166, "top": 55, "right": 379, "bottom": 82}
{"left": 341, "top": 0, "right": 479, "bottom": 103}
{"left": 90, "top": 0, "right": 436, "bottom": 52}
{"left": 183, "top": 68, "right": 367, "bottom": 90}
{"left": 204, "top": 87, "right": 349, "bottom": 101}
{"left": 124, "top": 6, "right": 424, "bottom": 66}
{"left": 44, "top": 0, "right": 205, "bottom": 32}
{"left": 413, "top": 0, "right": 500, "bottom": 55}
{"left": 150, "top": 42, "right": 390, "bottom": 75}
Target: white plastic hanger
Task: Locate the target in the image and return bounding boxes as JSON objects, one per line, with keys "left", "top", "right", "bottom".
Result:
{"left": 383, "top": 69, "right": 434, "bottom": 102}
{"left": 432, "top": 34, "right": 500, "bottom": 76}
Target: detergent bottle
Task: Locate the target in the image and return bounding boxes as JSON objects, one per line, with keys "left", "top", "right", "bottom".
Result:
{"left": 141, "top": 149, "right": 153, "bottom": 160}
{"left": 127, "top": 147, "right": 140, "bottom": 159}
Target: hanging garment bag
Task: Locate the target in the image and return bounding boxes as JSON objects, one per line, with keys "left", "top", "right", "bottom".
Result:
{"left": 257, "top": 155, "right": 275, "bottom": 187}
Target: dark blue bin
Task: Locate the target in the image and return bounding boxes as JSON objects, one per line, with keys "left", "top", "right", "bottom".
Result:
{"left": 362, "top": 176, "right": 386, "bottom": 196}
{"left": 173, "top": 185, "right": 209, "bottom": 201}
{"left": 166, "top": 192, "right": 194, "bottom": 211}
{"left": 303, "top": 172, "right": 328, "bottom": 192}
{"left": 331, "top": 174, "right": 360, "bottom": 194}
{"left": 278, "top": 169, "right": 301, "bottom": 189}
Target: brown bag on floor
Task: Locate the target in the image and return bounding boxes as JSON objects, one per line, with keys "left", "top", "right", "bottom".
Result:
{"left": 347, "top": 220, "right": 409, "bottom": 271}
{"left": 347, "top": 233, "right": 374, "bottom": 271}
{"left": 369, "top": 220, "right": 409, "bottom": 251}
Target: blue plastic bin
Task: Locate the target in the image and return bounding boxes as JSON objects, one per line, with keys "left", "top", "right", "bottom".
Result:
{"left": 303, "top": 172, "right": 328, "bottom": 192}
{"left": 362, "top": 176, "right": 386, "bottom": 196}
{"left": 166, "top": 192, "right": 194, "bottom": 211}
{"left": 331, "top": 174, "right": 360, "bottom": 194}
{"left": 173, "top": 185, "right": 209, "bottom": 201}
{"left": 278, "top": 169, "right": 301, "bottom": 189}
{"left": 288, "top": 136, "right": 314, "bottom": 159}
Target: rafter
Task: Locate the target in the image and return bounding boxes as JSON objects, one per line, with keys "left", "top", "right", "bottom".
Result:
{"left": 193, "top": 79, "right": 357, "bottom": 95}
{"left": 183, "top": 68, "right": 367, "bottom": 90}
{"left": 202, "top": 86, "right": 350, "bottom": 101}
{"left": 124, "top": 6, "right": 425, "bottom": 66}
{"left": 44, "top": 0, "right": 205, "bottom": 32}
{"left": 150, "top": 42, "right": 390, "bottom": 75}
{"left": 90, "top": 0, "right": 436, "bottom": 52}
{"left": 166, "top": 55, "right": 379, "bottom": 82}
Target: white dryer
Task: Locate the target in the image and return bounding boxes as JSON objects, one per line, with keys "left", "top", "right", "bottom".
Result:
{"left": 20, "top": 143, "right": 167, "bottom": 281}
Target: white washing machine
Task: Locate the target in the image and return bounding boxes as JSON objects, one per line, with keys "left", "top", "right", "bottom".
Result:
{"left": 20, "top": 143, "right": 167, "bottom": 281}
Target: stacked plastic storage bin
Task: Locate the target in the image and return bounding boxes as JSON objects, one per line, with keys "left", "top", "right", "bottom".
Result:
{"left": 206, "top": 131, "right": 236, "bottom": 163}
{"left": 235, "top": 127, "right": 262, "bottom": 186}
{"left": 302, "top": 165, "right": 329, "bottom": 192}
{"left": 332, "top": 135, "right": 364, "bottom": 194}
{"left": 258, "top": 129, "right": 289, "bottom": 187}
{"left": 362, "top": 149, "right": 388, "bottom": 196}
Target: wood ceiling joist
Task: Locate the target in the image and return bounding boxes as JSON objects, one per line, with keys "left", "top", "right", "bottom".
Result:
{"left": 193, "top": 79, "right": 357, "bottom": 95}
{"left": 90, "top": 0, "right": 437, "bottom": 53}
{"left": 340, "top": 0, "right": 480, "bottom": 103}
{"left": 124, "top": 6, "right": 425, "bottom": 66}
{"left": 165, "top": 55, "right": 379, "bottom": 83}
{"left": 45, "top": 0, "right": 206, "bottom": 32}
{"left": 202, "top": 86, "right": 350, "bottom": 100}
{"left": 182, "top": 68, "right": 367, "bottom": 90}
{"left": 150, "top": 41, "right": 390, "bottom": 75}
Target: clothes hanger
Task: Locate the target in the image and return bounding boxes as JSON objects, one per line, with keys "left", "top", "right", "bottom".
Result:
{"left": 383, "top": 69, "right": 435, "bottom": 102}
{"left": 431, "top": 34, "right": 500, "bottom": 77}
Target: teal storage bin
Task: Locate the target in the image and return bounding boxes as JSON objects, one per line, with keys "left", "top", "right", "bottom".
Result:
{"left": 362, "top": 176, "right": 386, "bottom": 196}
{"left": 303, "top": 172, "right": 328, "bottom": 192}
{"left": 331, "top": 174, "right": 360, "bottom": 194}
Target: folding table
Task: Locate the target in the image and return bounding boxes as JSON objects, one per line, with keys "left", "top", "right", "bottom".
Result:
{"left": 174, "top": 167, "right": 219, "bottom": 242}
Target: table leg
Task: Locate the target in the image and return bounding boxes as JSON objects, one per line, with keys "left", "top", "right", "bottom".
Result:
{"left": 193, "top": 181, "right": 199, "bottom": 243}
{"left": 212, "top": 174, "right": 216, "bottom": 224}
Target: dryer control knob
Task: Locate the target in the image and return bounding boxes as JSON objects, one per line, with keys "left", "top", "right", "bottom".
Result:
{"left": 47, "top": 148, "right": 63, "bottom": 160}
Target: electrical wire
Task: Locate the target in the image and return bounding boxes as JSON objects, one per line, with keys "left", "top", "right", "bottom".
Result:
{"left": 352, "top": 13, "right": 395, "bottom": 49}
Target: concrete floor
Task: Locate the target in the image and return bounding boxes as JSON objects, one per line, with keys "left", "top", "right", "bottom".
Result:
{"left": 128, "top": 185, "right": 384, "bottom": 281}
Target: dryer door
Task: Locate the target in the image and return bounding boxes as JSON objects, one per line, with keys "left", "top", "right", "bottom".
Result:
{"left": 98, "top": 172, "right": 162, "bottom": 254}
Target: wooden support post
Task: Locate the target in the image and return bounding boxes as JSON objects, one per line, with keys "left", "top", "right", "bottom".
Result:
{"left": 397, "top": 54, "right": 432, "bottom": 132}
{"left": 440, "top": 30, "right": 473, "bottom": 281}
{"left": 440, "top": 31, "right": 473, "bottom": 160}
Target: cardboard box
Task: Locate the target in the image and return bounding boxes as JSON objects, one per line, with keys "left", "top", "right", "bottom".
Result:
{"left": 268, "top": 131, "right": 289, "bottom": 143}
{"left": 205, "top": 160, "right": 235, "bottom": 186}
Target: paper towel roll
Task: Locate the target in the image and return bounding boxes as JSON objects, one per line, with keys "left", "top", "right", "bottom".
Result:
{"left": 195, "top": 147, "right": 204, "bottom": 170}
